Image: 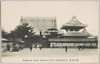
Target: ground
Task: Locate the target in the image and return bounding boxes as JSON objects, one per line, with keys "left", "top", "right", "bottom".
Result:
{"left": 1, "top": 48, "right": 99, "bottom": 63}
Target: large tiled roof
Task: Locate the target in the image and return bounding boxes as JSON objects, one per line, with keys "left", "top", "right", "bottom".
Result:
{"left": 20, "top": 17, "right": 57, "bottom": 34}
{"left": 61, "top": 16, "right": 87, "bottom": 29}
{"left": 62, "top": 28, "right": 91, "bottom": 37}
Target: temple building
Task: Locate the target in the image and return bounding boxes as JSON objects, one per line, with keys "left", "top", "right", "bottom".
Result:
{"left": 20, "top": 16, "right": 98, "bottom": 48}
{"left": 43, "top": 16, "right": 98, "bottom": 48}
{"left": 20, "top": 17, "right": 57, "bottom": 34}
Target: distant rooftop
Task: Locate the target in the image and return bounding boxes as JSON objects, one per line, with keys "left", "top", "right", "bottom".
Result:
{"left": 82, "top": 28, "right": 91, "bottom": 36}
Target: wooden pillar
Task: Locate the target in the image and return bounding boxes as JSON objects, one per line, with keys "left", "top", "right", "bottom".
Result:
{"left": 96, "top": 42, "right": 98, "bottom": 48}
{"left": 90, "top": 43, "right": 92, "bottom": 47}
{"left": 68, "top": 43, "right": 69, "bottom": 48}
{"left": 85, "top": 42, "right": 86, "bottom": 46}
{"left": 62, "top": 42, "right": 63, "bottom": 48}
{"left": 56, "top": 42, "right": 57, "bottom": 48}
{"left": 74, "top": 43, "right": 75, "bottom": 48}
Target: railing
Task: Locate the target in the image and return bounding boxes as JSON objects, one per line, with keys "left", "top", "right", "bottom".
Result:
{"left": 48, "top": 38, "right": 97, "bottom": 42}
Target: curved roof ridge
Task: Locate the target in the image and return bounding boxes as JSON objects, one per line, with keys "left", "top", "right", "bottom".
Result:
{"left": 21, "top": 16, "right": 56, "bottom": 19}
{"left": 67, "top": 16, "right": 83, "bottom": 25}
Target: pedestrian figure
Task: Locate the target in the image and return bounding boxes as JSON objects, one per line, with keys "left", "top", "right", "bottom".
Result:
{"left": 83, "top": 45, "right": 85, "bottom": 50}
{"left": 78, "top": 45, "right": 80, "bottom": 50}
{"left": 29, "top": 46, "right": 32, "bottom": 51}
{"left": 34, "top": 44, "right": 37, "bottom": 48}
{"left": 65, "top": 45, "right": 68, "bottom": 52}
{"left": 7, "top": 44, "right": 10, "bottom": 51}
{"left": 39, "top": 45, "right": 42, "bottom": 50}
{"left": 78, "top": 44, "right": 83, "bottom": 51}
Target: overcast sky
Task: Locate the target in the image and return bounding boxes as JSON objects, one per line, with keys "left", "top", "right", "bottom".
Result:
{"left": 1, "top": 1, "right": 99, "bottom": 36}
